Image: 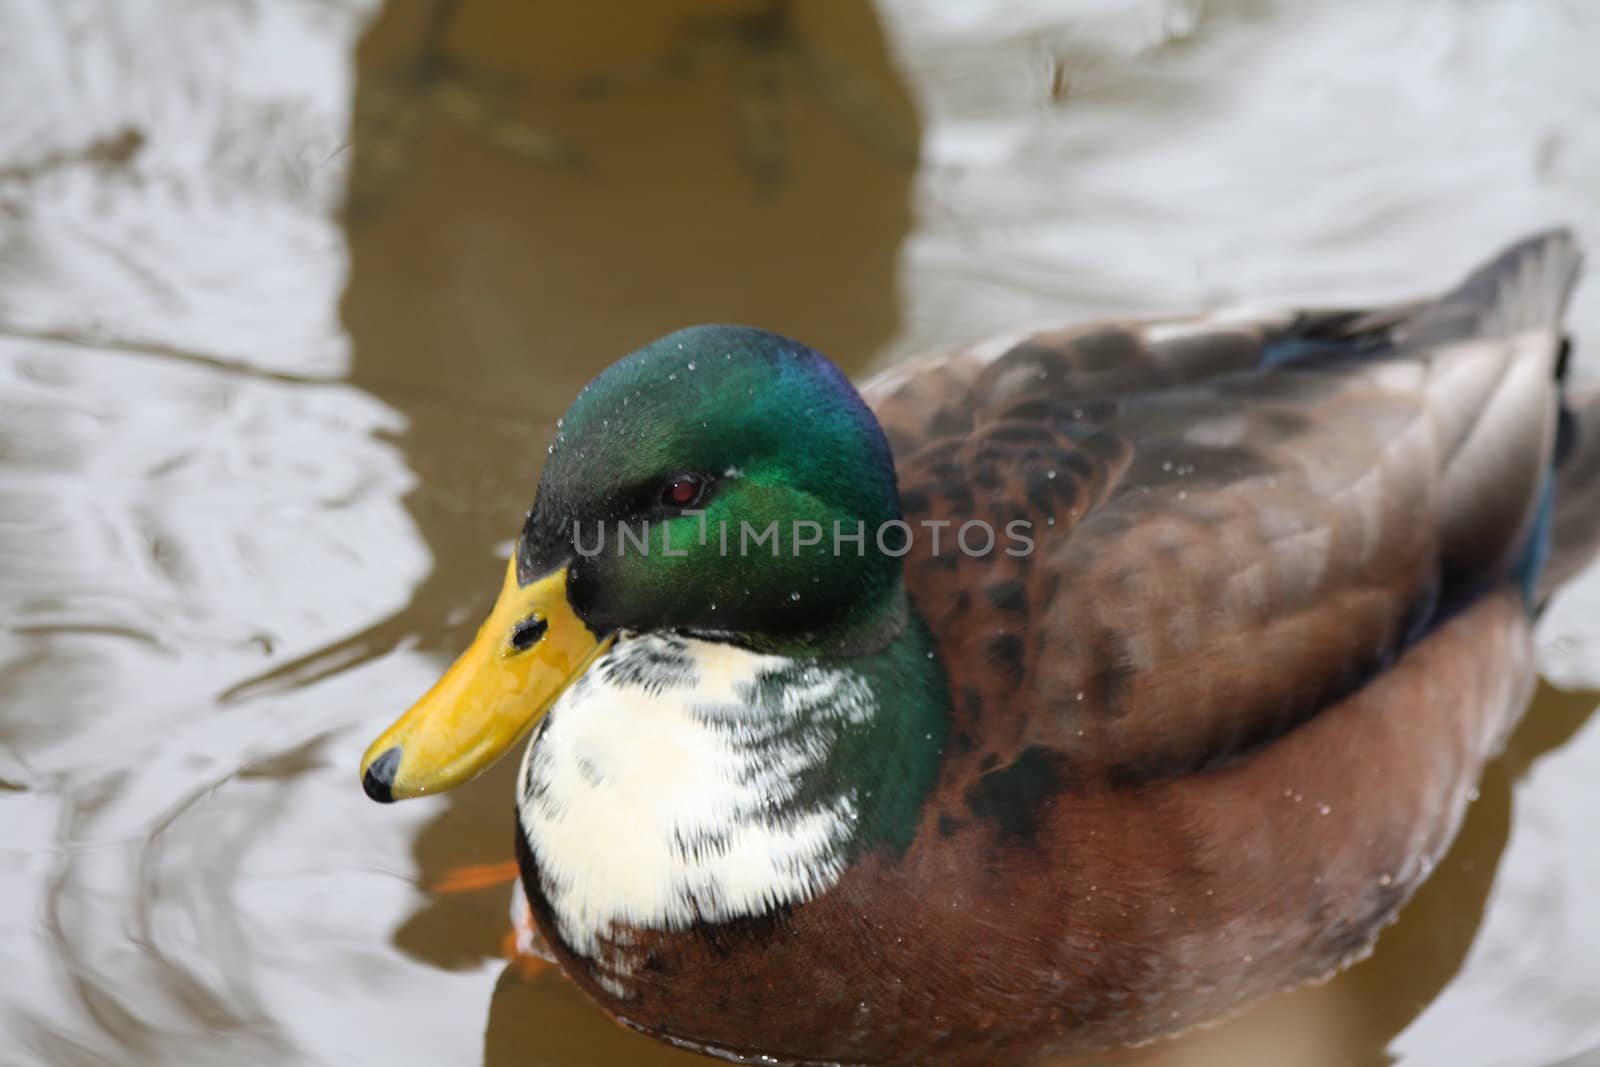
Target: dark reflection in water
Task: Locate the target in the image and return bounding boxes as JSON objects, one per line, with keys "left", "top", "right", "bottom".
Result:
{"left": 4, "top": 0, "right": 1600, "bottom": 1065}
{"left": 339, "top": 1, "right": 919, "bottom": 1061}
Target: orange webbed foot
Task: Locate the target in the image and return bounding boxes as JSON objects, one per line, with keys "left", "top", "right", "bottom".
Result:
{"left": 431, "top": 860, "right": 521, "bottom": 894}
{"left": 432, "top": 859, "right": 558, "bottom": 982}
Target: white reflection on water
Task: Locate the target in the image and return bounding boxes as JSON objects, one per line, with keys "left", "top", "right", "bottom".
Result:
{"left": 0, "top": 0, "right": 469, "bottom": 1062}
{"left": 877, "top": 0, "right": 1599, "bottom": 353}
{"left": 0, "top": 0, "right": 366, "bottom": 377}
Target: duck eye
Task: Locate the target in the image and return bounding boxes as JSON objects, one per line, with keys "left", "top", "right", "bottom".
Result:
{"left": 660, "top": 474, "right": 706, "bottom": 509}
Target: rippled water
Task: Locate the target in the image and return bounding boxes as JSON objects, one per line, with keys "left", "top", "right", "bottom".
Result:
{"left": 2, "top": 1, "right": 1599, "bottom": 1064}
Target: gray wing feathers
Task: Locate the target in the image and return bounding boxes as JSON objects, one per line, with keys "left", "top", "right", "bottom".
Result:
{"left": 1403, "top": 228, "right": 1582, "bottom": 347}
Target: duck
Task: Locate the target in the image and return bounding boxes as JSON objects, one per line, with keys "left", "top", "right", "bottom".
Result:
{"left": 359, "top": 230, "right": 1600, "bottom": 1066}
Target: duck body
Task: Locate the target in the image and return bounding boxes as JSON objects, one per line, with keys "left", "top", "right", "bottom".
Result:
{"left": 364, "top": 232, "right": 1600, "bottom": 1066}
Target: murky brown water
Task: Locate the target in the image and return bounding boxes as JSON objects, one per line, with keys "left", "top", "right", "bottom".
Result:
{"left": 4, "top": 1, "right": 1600, "bottom": 1064}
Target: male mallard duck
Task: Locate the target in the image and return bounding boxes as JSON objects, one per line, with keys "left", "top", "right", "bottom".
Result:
{"left": 361, "top": 231, "right": 1600, "bottom": 1066}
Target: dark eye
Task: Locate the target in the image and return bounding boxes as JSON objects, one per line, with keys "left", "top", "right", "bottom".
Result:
{"left": 660, "top": 474, "right": 708, "bottom": 509}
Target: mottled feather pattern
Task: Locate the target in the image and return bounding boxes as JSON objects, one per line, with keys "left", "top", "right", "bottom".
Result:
{"left": 518, "top": 634, "right": 883, "bottom": 995}
{"left": 595, "top": 632, "right": 700, "bottom": 694}
{"left": 862, "top": 234, "right": 1583, "bottom": 807}
{"left": 884, "top": 337, "right": 1447, "bottom": 794}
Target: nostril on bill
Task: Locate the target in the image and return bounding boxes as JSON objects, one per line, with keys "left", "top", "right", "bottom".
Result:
{"left": 509, "top": 616, "right": 548, "bottom": 652}
{"left": 363, "top": 746, "right": 401, "bottom": 803}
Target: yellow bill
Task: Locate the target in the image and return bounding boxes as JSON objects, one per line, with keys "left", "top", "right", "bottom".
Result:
{"left": 360, "top": 558, "right": 610, "bottom": 802}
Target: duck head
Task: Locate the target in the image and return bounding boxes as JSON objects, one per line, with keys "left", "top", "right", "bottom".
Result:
{"left": 359, "top": 324, "right": 906, "bottom": 802}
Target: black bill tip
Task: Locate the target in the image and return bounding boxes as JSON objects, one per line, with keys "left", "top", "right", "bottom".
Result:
{"left": 363, "top": 746, "right": 401, "bottom": 804}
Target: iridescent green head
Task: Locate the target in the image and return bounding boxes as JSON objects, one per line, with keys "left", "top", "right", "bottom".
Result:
{"left": 518, "top": 325, "right": 903, "bottom": 652}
